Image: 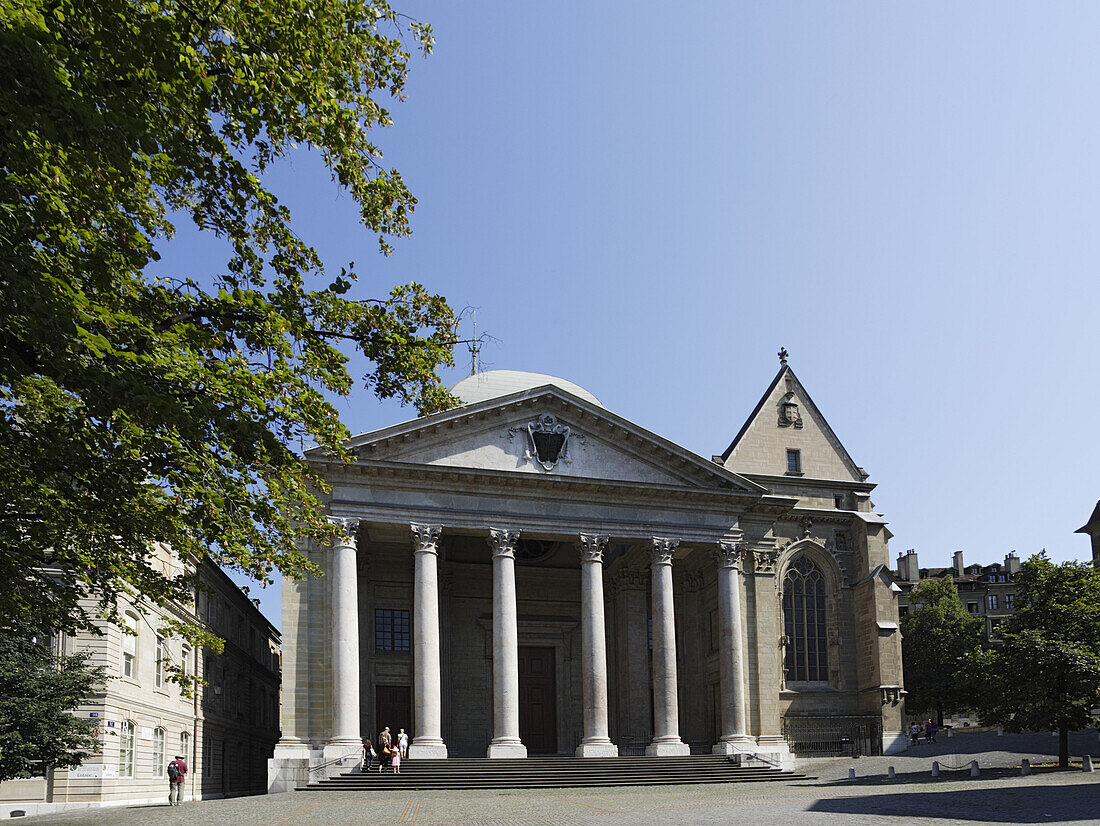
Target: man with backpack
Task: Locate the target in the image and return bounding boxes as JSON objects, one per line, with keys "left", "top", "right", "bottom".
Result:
{"left": 167, "top": 754, "right": 188, "bottom": 806}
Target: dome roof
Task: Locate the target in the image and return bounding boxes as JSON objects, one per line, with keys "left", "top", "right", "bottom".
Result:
{"left": 449, "top": 370, "right": 603, "bottom": 408}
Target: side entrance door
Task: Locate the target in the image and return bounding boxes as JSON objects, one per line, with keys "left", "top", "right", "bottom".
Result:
{"left": 518, "top": 646, "right": 557, "bottom": 754}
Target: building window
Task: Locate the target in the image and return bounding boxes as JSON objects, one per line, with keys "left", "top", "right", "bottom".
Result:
{"left": 1005, "top": 593, "right": 1015, "bottom": 610}
{"left": 375, "top": 609, "right": 410, "bottom": 652}
{"left": 118, "top": 720, "right": 135, "bottom": 778}
{"left": 121, "top": 613, "right": 138, "bottom": 678}
{"left": 202, "top": 736, "right": 213, "bottom": 778}
{"left": 180, "top": 731, "right": 190, "bottom": 763}
{"left": 786, "top": 449, "right": 801, "bottom": 474}
{"left": 155, "top": 635, "right": 165, "bottom": 688}
{"left": 181, "top": 645, "right": 191, "bottom": 683}
{"left": 782, "top": 557, "right": 828, "bottom": 682}
{"left": 152, "top": 727, "right": 166, "bottom": 777}
{"left": 898, "top": 606, "right": 908, "bottom": 618}
{"left": 987, "top": 594, "right": 999, "bottom": 611}
{"left": 967, "top": 602, "right": 978, "bottom": 614}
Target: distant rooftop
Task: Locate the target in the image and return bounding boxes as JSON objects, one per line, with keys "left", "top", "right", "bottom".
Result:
{"left": 449, "top": 370, "right": 604, "bottom": 408}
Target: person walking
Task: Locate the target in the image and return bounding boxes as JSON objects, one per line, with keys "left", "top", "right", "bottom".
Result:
{"left": 167, "top": 754, "right": 187, "bottom": 806}
{"left": 397, "top": 728, "right": 409, "bottom": 759}
{"left": 909, "top": 721, "right": 921, "bottom": 745}
{"left": 361, "top": 738, "right": 377, "bottom": 773}
{"left": 925, "top": 719, "right": 938, "bottom": 743}
{"left": 378, "top": 726, "right": 392, "bottom": 773}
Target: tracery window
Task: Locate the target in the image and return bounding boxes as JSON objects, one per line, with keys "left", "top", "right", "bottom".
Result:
{"left": 782, "top": 557, "right": 828, "bottom": 682}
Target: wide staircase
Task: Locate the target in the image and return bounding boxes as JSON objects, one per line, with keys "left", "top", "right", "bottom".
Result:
{"left": 301, "top": 754, "right": 804, "bottom": 791}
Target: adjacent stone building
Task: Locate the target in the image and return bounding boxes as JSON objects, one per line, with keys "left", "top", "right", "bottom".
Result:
{"left": 894, "top": 549, "right": 1022, "bottom": 637}
{"left": 270, "top": 356, "right": 908, "bottom": 789}
{"left": 0, "top": 553, "right": 280, "bottom": 819}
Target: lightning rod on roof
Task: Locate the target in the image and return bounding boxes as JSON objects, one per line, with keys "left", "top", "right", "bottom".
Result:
{"left": 468, "top": 309, "right": 482, "bottom": 376}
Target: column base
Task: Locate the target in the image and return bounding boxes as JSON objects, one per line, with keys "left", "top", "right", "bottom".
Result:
{"left": 410, "top": 737, "right": 449, "bottom": 759}
{"left": 645, "top": 737, "right": 690, "bottom": 757}
{"left": 487, "top": 739, "right": 528, "bottom": 759}
{"left": 576, "top": 739, "right": 619, "bottom": 758}
{"left": 712, "top": 735, "right": 757, "bottom": 756}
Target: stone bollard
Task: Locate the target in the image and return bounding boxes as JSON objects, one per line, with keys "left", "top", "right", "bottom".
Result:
{"left": 1083, "top": 755, "right": 1094, "bottom": 773}
{"left": 848, "top": 768, "right": 856, "bottom": 780}
{"left": 1021, "top": 758, "right": 1031, "bottom": 776}
{"left": 931, "top": 761, "right": 940, "bottom": 778}
{"left": 947, "top": 727, "right": 954, "bottom": 738}
{"left": 887, "top": 766, "right": 896, "bottom": 779}
{"left": 970, "top": 761, "right": 980, "bottom": 777}
{"left": 997, "top": 726, "right": 1004, "bottom": 736}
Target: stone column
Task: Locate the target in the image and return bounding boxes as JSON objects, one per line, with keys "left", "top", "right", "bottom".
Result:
{"left": 323, "top": 517, "right": 362, "bottom": 762}
{"left": 576, "top": 534, "right": 618, "bottom": 757}
{"left": 487, "top": 528, "right": 527, "bottom": 758}
{"left": 748, "top": 543, "right": 792, "bottom": 766}
{"left": 646, "top": 537, "right": 690, "bottom": 756}
{"left": 713, "top": 541, "right": 754, "bottom": 754}
{"left": 410, "top": 523, "right": 448, "bottom": 759}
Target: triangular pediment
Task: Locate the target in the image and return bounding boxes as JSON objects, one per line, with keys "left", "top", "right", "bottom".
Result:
{"left": 326, "top": 385, "right": 765, "bottom": 493}
{"left": 720, "top": 364, "right": 865, "bottom": 483}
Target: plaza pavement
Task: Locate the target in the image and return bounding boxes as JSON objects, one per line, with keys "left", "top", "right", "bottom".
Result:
{"left": 19, "top": 731, "right": 1100, "bottom": 826}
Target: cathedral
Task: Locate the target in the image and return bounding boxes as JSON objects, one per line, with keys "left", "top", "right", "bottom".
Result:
{"left": 269, "top": 355, "right": 906, "bottom": 789}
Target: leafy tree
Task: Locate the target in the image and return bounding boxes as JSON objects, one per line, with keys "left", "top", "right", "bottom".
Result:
{"left": 964, "top": 553, "right": 1100, "bottom": 768}
{"left": 900, "top": 576, "right": 983, "bottom": 725}
{"left": 0, "top": 631, "right": 106, "bottom": 781}
{"left": 0, "top": 0, "right": 458, "bottom": 637}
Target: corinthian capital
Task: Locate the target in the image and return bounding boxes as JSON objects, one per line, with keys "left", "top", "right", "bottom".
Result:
{"left": 714, "top": 540, "right": 747, "bottom": 571}
{"left": 577, "top": 533, "right": 609, "bottom": 564}
{"left": 488, "top": 528, "right": 521, "bottom": 559}
{"left": 327, "top": 516, "right": 360, "bottom": 548}
{"left": 650, "top": 537, "right": 679, "bottom": 566}
{"left": 410, "top": 523, "right": 442, "bottom": 555}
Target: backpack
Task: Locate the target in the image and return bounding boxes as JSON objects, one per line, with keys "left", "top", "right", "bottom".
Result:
{"left": 167, "top": 761, "right": 180, "bottom": 781}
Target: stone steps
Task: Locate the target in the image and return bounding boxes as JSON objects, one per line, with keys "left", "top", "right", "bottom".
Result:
{"left": 300, "top": 755, "right": 803, "bottom": 791}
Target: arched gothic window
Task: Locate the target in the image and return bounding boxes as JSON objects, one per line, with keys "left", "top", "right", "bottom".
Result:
{"left": 782, "top": 557, "right": 828, "bottom": 682}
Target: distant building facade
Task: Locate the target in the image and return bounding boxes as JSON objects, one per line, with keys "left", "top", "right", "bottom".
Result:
{"left": 270, "top": 357, "right": 909, "bottom": 790}
{"left": 893, "top": 549, "right": 1022, "bottom": 638}
{"left": 0, "top": 553, "right": 280, "bottom": 819}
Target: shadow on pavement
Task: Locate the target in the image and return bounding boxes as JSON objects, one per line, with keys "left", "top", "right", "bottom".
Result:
{"left": 808, "top": 783, "right": 1100, "bottom": 822}
{"left": 806, "top": 766, "right": 1082, "bottom": 787}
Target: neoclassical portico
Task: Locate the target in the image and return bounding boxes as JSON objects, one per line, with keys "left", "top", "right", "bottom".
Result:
{"left": 271, "top": 365, "right": 908, "bottom": 790}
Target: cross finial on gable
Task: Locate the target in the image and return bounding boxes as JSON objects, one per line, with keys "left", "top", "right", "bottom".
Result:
{"left": 778, "top": 347, "right": 789, "bottom": 366}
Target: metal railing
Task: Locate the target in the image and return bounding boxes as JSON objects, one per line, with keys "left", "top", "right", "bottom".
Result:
{"left": 781, "top": 715, "right": 883, "bottom": 757}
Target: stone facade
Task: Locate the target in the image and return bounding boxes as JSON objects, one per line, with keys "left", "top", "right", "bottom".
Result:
{"left": 894, "top": 549, "right": 1023, "bottom": 637}
{"left": 0, "top": 553, "right": 280, "bottom": 819}
{"left": 270, "top": 359, "right": 908, "bottom": 788}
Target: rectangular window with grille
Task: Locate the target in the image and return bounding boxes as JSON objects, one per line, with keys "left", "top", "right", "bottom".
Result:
{"left": 375, "top": 609, "right": 410, "bottom": 652}
{"left": 987, "top": 594, "right": 999, "bottom": 611}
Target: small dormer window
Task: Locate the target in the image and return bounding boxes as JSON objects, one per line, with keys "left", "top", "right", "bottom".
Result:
{"left": 786, "top": 449, "right": 802, "bottom": 474}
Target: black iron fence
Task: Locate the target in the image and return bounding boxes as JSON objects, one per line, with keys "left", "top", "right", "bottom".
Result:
{"left": 781, "top": 715, "right": 883, "bottom": 757}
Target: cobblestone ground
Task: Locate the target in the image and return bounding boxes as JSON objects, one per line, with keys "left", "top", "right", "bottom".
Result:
{"left": 20, "top": 731, "right": 1100, "bottom": 826}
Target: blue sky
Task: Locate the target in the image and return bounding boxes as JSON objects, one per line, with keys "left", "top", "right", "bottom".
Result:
{"left": 160, "top": 3, "right": 1100, "bottom": 628}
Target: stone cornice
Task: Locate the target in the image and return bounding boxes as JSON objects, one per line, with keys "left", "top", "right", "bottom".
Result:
{"left": 319, "top": 458, "right": 768, "bottom": 511}
{"left": 313, "top": 387, "right": 768, "bottom": 495}
{"left": 742, "top": 473, "right": 877, "bottom": 494}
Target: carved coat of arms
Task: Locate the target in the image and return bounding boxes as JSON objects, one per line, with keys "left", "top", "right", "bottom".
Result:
{"left": 509, "top": 413, "right": 581, "bottom": 471}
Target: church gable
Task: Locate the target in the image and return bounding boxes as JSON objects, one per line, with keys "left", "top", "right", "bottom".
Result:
{"left": 720, "top": 361, "right": 864, "bottom": 483}
{"left": 342, "top": 387, "right": 762, "bottom": 491}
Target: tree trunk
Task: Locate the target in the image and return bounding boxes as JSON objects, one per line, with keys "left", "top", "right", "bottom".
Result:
{"left": 1059, "top": 723, "right": 1069, "bottom": 769}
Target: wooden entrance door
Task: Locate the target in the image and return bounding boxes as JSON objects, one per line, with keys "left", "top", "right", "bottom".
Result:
{"left": 518, "top": 646, "right": 557, "bottom": 754}
{"left": 375, "top": 684, "right": 411, "bottom": 742}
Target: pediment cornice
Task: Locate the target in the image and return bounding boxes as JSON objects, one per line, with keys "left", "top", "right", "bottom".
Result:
{"left": 315, "top": 385, "right": 767, "bottom": 494}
